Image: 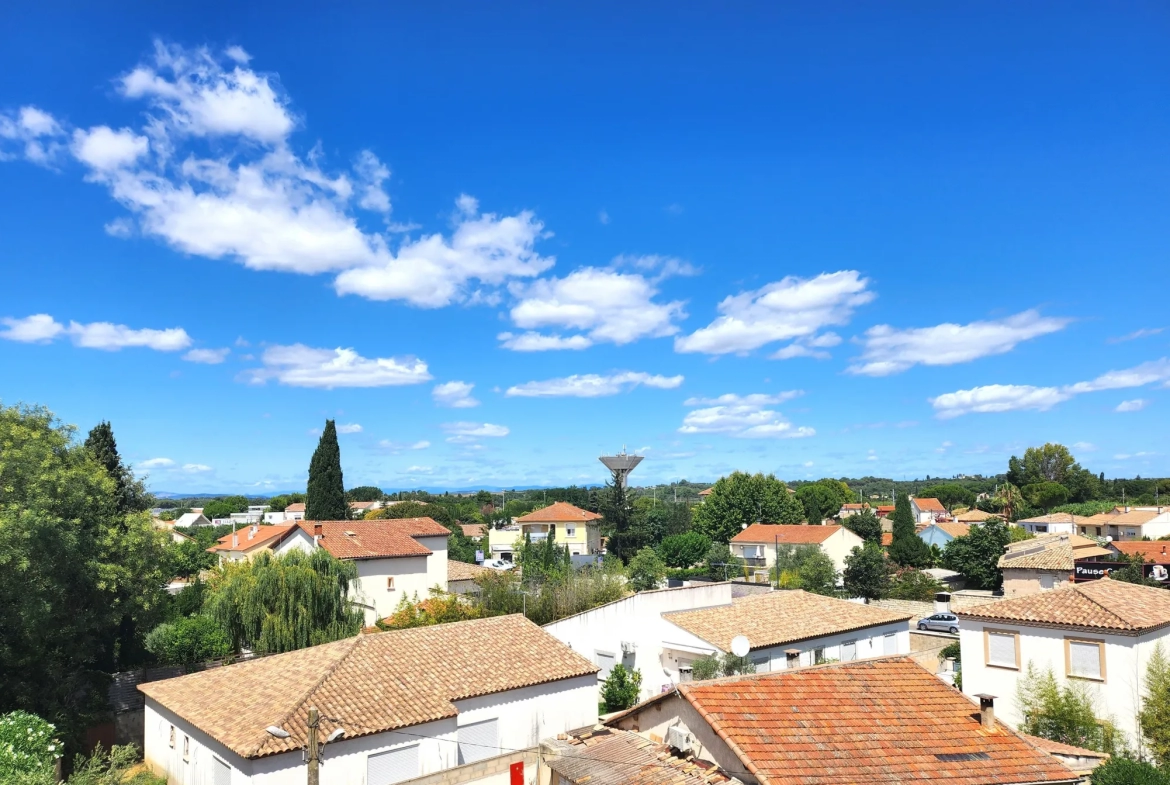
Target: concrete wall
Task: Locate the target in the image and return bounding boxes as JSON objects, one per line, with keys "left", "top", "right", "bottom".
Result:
{"left": 1001, "top": 568, "right": 1070, "bottom": 599}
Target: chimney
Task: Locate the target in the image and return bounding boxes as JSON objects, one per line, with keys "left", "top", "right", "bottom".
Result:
{"left": 314, "top": 522, "right": 323, "bottom": 538}
{"left": 232, "top": 533, "right": 238, "bottom": 548}
{"left": 785, "top": 649, "right": 801, "bottom": 669}
{"left": 934, "top": 591, "right": 951, "bottom": 614}
{"left": 975, "top": 694, "right": 996, "bottom": 731}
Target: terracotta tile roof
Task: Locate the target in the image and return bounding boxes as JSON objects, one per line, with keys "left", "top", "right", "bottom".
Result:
{"left": 840, "top": 503, "right": 866, "bottom": 510}
{"left": 460, "top": 523, "right": 486, "bottom": 538}
{"left": 348, "top": 500, "right": 379, "bottom": 510}
{"left": 998, "top": 534, "right": 1112, "bottom": 571}
{"left": 698, "top": 488, "right": 714, "bottom": 497}
{"left": 296, "top": 519, "right": 448, "bottom": 560}
{"left": 876, "top": 505, "right": 896, "bottom": 515}
{"left": 517, "top": 501, "right": 602, "bottom": 523}
{"left": 1112, "top": 541, "right": 1170, "bottom": 564}
{"left": 1021, "top": 734, "right": 1109, "bottom": 760}
{"left": 283, "top": 502, "right": 305, "bottom": 512}
{"left": 731, "top": 523, "right": 845, "bottom": 545}
{"left": 1018, "top": 513, "right": 1095, "bottom": 526}
{"left": 208, "top": 524, "right": 296, "bottom": 553}
{"left": 139, "top": 615, "right": 598, "bottom": 760}
{"left": 545, "top": 727, "right": 734, "bottom": 785}
{"left": 912, "top": 497, "right": 946, "bottom": 512}
{"left": 956, "top": 577, "right": 1170, "bottom": 633}
{"left": 930, "top": 522, "right": 971, "bottom": 539}
{"left": 662, "top": 590, "right": 911, "bottom": 652}
{"left": 644, "top": 658, "right": 1077, "bottom": 785}
{"left": 955, "top": 509, "right": 1003, "bottom": 522}
{"left": 448, "top": 560, "right": 494, "bottom": 581}
{"left": 1100, "top": 509, "right": 1167, "bottom": 525}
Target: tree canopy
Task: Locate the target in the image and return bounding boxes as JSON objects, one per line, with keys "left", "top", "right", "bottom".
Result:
{"left": 84, "top": 421, "right": 149, "bottom": 515}
{"left": 940, "top": 519, "right": 1016, "bottom": 590}
{"left": 693, "top": 472, "right": 803, "bottom": 543}
{"left": 306, "top": 420, "right": 347, "bottom": 520}
{"left": 887, "top": 493, "right": 931, "bottom": 567}
{"left": 658, "top": 532, "right": 710, "bottom": 568}
{"left": 843, "top": 508, "right": 882, "bottom": 544}
{"left": 843, "top": 543, "right": 891, "bottom": 600}
{"left": 795, "top": 479, "right": 852, "bottom": 521}
{"left": 915, "top": 484, "right": 975, "bottom": 512}
{"left": 346, "top": 485, "right": 384, "bottom": 502}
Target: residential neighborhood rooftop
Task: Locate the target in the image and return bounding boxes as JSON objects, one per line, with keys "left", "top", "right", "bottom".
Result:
{"left": 997, "top": 533, "right": 1112, "bottom": 571}
{"left": 302, "top": 518, "right": 449, "bottom": 560}
{"left": 926, "top": 521, "right": 971, "bottom": 539}
{"left": 283, "top": 502, "right": 305, "bottom": 512}
{"left": 517, "top": 501, "right": 603, "bottom": 523}
{"left": 1088, "top": 509, "right": 1166, "bottom": 525}
{"left": 1111, "top": 541, "right": 1170, "bottom": 564}
{"left": 459, "top": 523, "right": 486, "bottom": 538}
{"left": 662, "top": 590, "right": 912, "bottom": 652}
{"left": 447, "top": 559, "right": 494, "bottom": 582}
{"left": 208, "top": 523, "right": 296, "bottom": 553}
{"left": 912, "top": 497, "right": 946, "bottom": 512}
{"left": 956, "top": 577, "right": 1170, "bottom": 633}
{"left": 954, "top": 508, "right": 1003, "bottom": 523}
{"left": 138, "top": 615, "right": 598, "bottom": 760}
{"left": 544, "top": 727, "right": 735, "bottom": 785}
{"left": 1017, "top": 513, "right": 1095, "bottom": 525}
{"left": 730, "top": 523, "right": 844, "bottom": 545}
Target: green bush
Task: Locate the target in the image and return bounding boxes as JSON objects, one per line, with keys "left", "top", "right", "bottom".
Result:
{"left": 888, "top": 569, "right": 945, "bottom": 601}
{"left": 601, "top": 664, "right": 643, "bottom": 712}
{"left": 1089, "top": 757, "right": 1170, "bottom": 785}
{"left": 144, "top": 615, "right": 231, "bottom": 665}
{"left": 658, "top": 532, "right": 711, "bottom": 569}
{"left": 0, "top": 711, "right": 61, "bottom": 779}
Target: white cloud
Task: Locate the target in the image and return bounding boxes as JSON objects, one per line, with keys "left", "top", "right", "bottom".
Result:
{"left": 675, "top": 271, "right": 873, "bottom": 355}
{"left": 403, "top": 465, "right": 433, "bottom": 474}
{"left": 930, "top": 357, "right": 1170, "bottom": 418}
{"left": 771, "top": 331, "right": 842, "bottom": 360}
{"left": 183, "top": 347, "right": 230, "bottom": 364}
{"left": 411, "top": 440, "right": 431, "bottom": 450}
{"left": 678, "top": 393, "right": 814, "bottom": 439}
{"left": 1115, "top": 399, "right": 1148, "bottom": 413}
{"left": 182, "top": 463, "right": 212, "bottom": 473}
{"left": 930, "top": 385, "right": 1071, "bottom": 419}
{"left": 377, "top": 439, "right": 431, "bottom": 453}
{"left": 0, "top": 314, "right": 65, "bottom": 343}
{"left": 244, "top": 344, "right": 431, "bottom": 389}
{"left": 506, "top": 371, "right": 684, "bottom": 398}
{"left": 504, "top": 266, "right": 685, "bottom": 350}
{"left": 442, "top": 422, "right": 510, "bottom": 443}
{"left": 848, "top": 310, "right": 1070, "bottom": 376}
{"left": 138, "top": 457, "right": 175, "bottom": 468}
{"left": 353, "top": 150, "right": 391, "bottom": 213}
{"left": 1115, "top": 452, "right": 1154, "bottom": 461}
{"left": 1072, "top": 442, "right": 1097, "bottom": 452}
{"left": 0, "top": 106, "right": 66, "bottom": 165}
{"left": 682, "top": 392, "right": 802, "bottom": 406}
{"left": 1109, "top": 327, "right": 1164, "bottom": 343}
{"left": 71, "top": 126, "right": 149, "bottom": 171}
{"left": 866, "top": 450, "right": 878, "bottom": 461}
{"left": 336, "top": 423, "right": 363, "bottom": 433}
{"left": 67, "top": 320, "right": 191, "bottom": 351}
{"left": 433, "top": 381, "right": 480, "bottom": 408}
{"left": 598, "top": 209, "right": 610, "bottom": 225}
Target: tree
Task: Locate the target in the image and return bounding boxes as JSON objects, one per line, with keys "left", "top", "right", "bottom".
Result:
{"left": 379, "top": 593, "right": 485, "bottom": 630}
{"left": 795, "top": 480, "right": 852, "bottom": 522}
{"left": 1111, "top": 553, "right": 1159, "bottom": 587}
{"left": 1008, "top": 443, "right": 1078, "bottom": 487}
{"left": 143, "top": 615, "right": 231, "bottom": 666}
{"left": 703, "top": 542, "right": 744, "bottom": 581}
{"left": 203, "top": 548, "right": 363, "bottom": 654}
{"left": 201, "top": 495, "right": 248, "bottom": 520}
{"left": 0, "top": 404, "right": 170, "bottom": 746}
{"left": 84, "top": 421, "right": 149, "bottom": 515}
{"left": 346, "top": 486, "right": 384, "bottom": 502}
{"left": 601, "top": 475, "right": 641, "bottom": 561}
{"left": 517, "top": 531, "right": 571, "bottom": 585}
{"left": 1022, "top": 482, "right": 1070, "bottom": 512}
{"left": 720, "top": 652, "right": 755, "bottom": 676}
{"left": 1016, "top": 663, "right": 1118, "bottom": 753}
{"left": 627, "top": 547, "right": 667, "bottom": 592}
{"left": 265, "top": 493, "right": 305, "bottom": 512}
{"left": 601, "top": 665, "right": 643, "bottom": 712}
{"left": 796, "top": 549, "right": 838, "bottom": 596}
{"left": 693, "top": 472, "right": 803, "bottom": 543}
{"left": 690, "top": 654, "right": 722, "bottom": 681}
{"left": 916, "top": 484, "right": 975, "bottom": 512}
{"left": 658, "top": 532, "right": 710, "bottom": 568}
{"left": 843, "top": 543, "right": 892, "bottom": 600}
{"left": 1090, "top": 758, "right": 1169, "bottom": 785}
{"left": 306, "top": 420, "right": 347, "bottom": 520}
{"left": 888, "top": 493, "right": 931, "bottom": 567}
{"left": 803, "top": 494, "right": 822, "bottom": 526}
{"left": 1140, "top": 642, "right": 1170, "bottom": 769}
{"left": 371, "top": 501, "right": 476, "bottom": 563}
{"left": 888, "top": 568, "right": 945, "bottom": 602}
{"left": 843, "top": 509, "right": 882, "bottom": 544}
{"left": 941, "top": 519, "right": 1015, "bottom": 590}
{"left": 168, "top": 537, "right": 216, "bottom": 578}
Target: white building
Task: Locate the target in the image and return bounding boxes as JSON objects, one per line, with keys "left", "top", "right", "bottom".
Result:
{"left": 956, "top": 577, "right": 1170, "bottom": 749}
{"left": 909, "top": 497, "right": 946, "bottom": 524}
{"left": 729, "top": 523, "right": 864, "bottom": 580}
{"left": 139, "top": 615, "right": 600, "bottom": 785}
{"left": 659, "top": 590, "right": 913, "bottom": 680}
{"left": 542, "top": 583, "right": 741, "bottom": 700}
{"left": 1016, "top": 513, "right": 1094, "bottom": 537}
{"left": 265, "top": 502, "right": 306, "bottom": 524}
{"left": 1082, "top": 506, "right": 1170, "bottom": 541}
{"left": 173, "top": 512, "right": 212, "bottom": 528}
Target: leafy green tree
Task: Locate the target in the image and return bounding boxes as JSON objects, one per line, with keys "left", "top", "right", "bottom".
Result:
{"left": 371, "top": 501, "right": 476, "bottom": 563}
{"left": 690, "top": 654, "right": 722, "bottom": 681}
{"left": 916, "top": 484, "right": 975, "bottom": 512}
{"left": 1089, "top": 758, "right": 1169, "bottom": 785}
{"left": 517, "top": 531, "right": 571, "bottom": 585}
{"left": 168, "top": 537, "right": 216, "bottom": 578}
{"left": 345, "top": 485, "right": 384, "bottom": 502}
{"left": 1016, "top": 663, "right": 1118, "bottom": 753}
{"left": 379, "top": 592, "right": 485, "bottom": 630}
{"left": 703, "top": 542, "right": 744, "bottom": 581}
{"left": 796, "top": 549, "right": 839, "bottom": 596}
{"left": 202, "top": 496, "right": 249, "bottom": 520}
{"left": 795, "top": 480, "right": 852, "bottom": 522}
{"left": 306, "top": 420, "right": 347, "bottom": 520}
{"left": 1140, "top": 642, "right": 1170, "bottom": 769}
{"left": 843, "top": 543, "right": 892, "bottom": 600}
{"left": 204, "top": 548, "right": 363, "bottom": 654}
{"left": 602, "top": 476, "right": 641, "bottom": 562}
{"left": 1110, "top": 553, "right": 1159, "bottom": 587}
{"left": 693, "top": 472, "right": 803, "bottom": 543}
{"left": 658, "top": 532, "right": 710, "bottom": 568}
{"left": 1021, "top": 482, "right": 1070, "bottom": 512}
{"left": 803, "top": 494, "right": 822, "bottom": 526}
{"left": 84, "top": 421, "right": 150, "bottom": 515}
{"left": 0, "top": 405, "right": 170, "bottom": 745}
{"left": 601, "top": 664, "right": 643, "bottom": 712}
{"left": 888, "top": 568, "right": 945, "bottom": 601}
{"left": 265, "top": 493, "right": 305, "bottom": 512}
{"left": 1007, "top": 443, "right": 1078, "bottom": 487}
{"left": 721, "top": 652, "right": 755, "bottom": 676}
{"left": 888, "top": 493, "right": 931, "bottom": 567}
{"left": 843, "top": 509, "right": 882, "bottom": 544}
{"left": 143, "top": 615, "right": 231, "bottom": 665}
{"left": 941, "top": 518, "right": 1015, "bottom": 590}
{"left": 627, "top": 546, "right": 667, "bottom": 591}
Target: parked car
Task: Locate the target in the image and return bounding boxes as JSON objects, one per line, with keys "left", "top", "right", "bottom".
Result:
{"left": 918, "top": 613, "right": 959, "bottom": 634}
{"left": 483, "top": 559, "right": 514, "bottom": 571}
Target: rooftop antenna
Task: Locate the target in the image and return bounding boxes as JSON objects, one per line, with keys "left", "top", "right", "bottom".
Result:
{"left": 599, "top": 445, "right": 643, "bottom": 489}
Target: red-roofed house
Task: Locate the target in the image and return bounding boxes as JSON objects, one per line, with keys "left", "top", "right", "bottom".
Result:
{"left": 836, "top": 502, "right": 868, "bottom": 518}
{"left": 517, "top": 502, "right": 602, "bottom": 556}
{"left": 730, "top": 523, "right": 863, "bottom": 578}
{"left": 910, "top": 496, "right": 946, "bottom": 523}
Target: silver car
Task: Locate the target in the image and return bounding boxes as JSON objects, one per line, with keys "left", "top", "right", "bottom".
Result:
{"left": 918, "top": 613, "right": 959, "bottom": 634}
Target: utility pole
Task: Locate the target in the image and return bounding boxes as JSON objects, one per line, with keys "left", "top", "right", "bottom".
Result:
{"left": 307, "top": 706, "right": 320, "bottom": 785}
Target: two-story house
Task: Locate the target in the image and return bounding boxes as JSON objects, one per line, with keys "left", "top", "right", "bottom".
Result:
{"left": 729, "top": 523, "right": 863, "bottom": 579}
{"left": 956, "top": 577, "right": 1170, "bottom": 750}
{"left": 1016, "top": 513, "right": 1093, "bottom": 537}
{"left": 515, "top": 502, "right": 602, "bottom": 557}
{"left": 909, "top": 497, "right": 946, "bottom": 524}
{"left": 1081, "top": 506, "right": 1170, "bottom": 541}
{"left": 997, "top": 533, "right": 1112, "bottom": 598}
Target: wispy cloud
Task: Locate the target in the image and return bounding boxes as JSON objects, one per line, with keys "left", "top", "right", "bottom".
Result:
{"left": 336, "top": 423, "right": 363, "bottom": 433}
{"left": 1115, "top": 399, "right": 1148, "bottom": 413}
{"left": 183, "top": 347, "right": 230, "bottom": 364}
{"left": 432, "top": 381, "right": 480, "bottom": 408}
{"left": 137, "top": 457, "right": 175, "bottom": 469}
{"left": 1, "top": 313, "right": 192, "bottom": 351}
{"left": 506, "top": 371, "right": 684, "bottom": 398}
{"left": 243, "top": 344, "right": 431, "bottom": 389}
{"left": 442, "top": 422, "right": 510, "bottom": 443}
{"left": 679, "top": 392, "right": 814, "bottom": 439}
{"left": 1109, "top": 327, "right": 1164, "bottom": 344}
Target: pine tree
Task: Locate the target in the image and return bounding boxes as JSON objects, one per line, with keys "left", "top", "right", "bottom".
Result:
{"left": 306, "top": 420, "right": 347, "bottom": 520}
{"left": 84, "top": 420, "right": 148, "bottom": 514}
{"left": 888, "top": 493, "right": 931, "bottom": 567}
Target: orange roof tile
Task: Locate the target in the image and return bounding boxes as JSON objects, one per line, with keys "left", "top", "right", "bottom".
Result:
{"left": 912, "top": 497, "right": 946, "bottom": 512}
{"left": 545, "top": 727, "right": 734, "bottom": 785}
{"left": 731, "top": 523, "right": 848, "bottom": 545}
{"left": 139, "top": 615, "right": 597, "bottom": 760}
{"left": 840, "top": 503, "right": 866, "bottom": 510}
{"left": 929, "top": 522, "right": 971, "bottom": 539}
{"left": 448, "top": 560, "right": 494, "bottom": 581}
{"left": 956, "top": 577, "right": 1170, "bottom": 634}
{"left": 517, "top": 501, "right": 602, "bottom": 523}
{"left": 615, "top": 659, "right": 1076, "bottom": 785}
{"left": 1018, "top": 513, "right": 1095, "bottom": 526}
{"left": 1021, "top": 734, "right": 1109, "bottom": 760}
{"left": 208, "top": 524, "right": 296, "bottom": 553}
{"left": 663, "top": 590, "right": 911, "bottom": 652}
{"left": 955, "top": 508, "right": 1003, "bottom": 522}
{"left": 1101, "top": 509, "right": 1167, "bottom": 525}
{"left": 1112, "top": 541, "right": 1170, "bottom": 564}
{"left": 283, "top": 502, "right": 305, "bottom": 512}
{"left": 460, "top": 523, "right": 486, "bottom": 538}
{"left": 296, "top": 519, "right": 448, "bottom": 560}
{"left": 698, "top": 487, "right": 714, "bottom": 496}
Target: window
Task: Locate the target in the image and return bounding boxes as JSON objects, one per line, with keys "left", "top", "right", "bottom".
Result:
{"left": 182, "top": 736, "right": 190, "bottom": 763}
{"left": 985, "top": 629, "right": 1020, "bottom": 670}
{"left": 566, "top": 525, "right": 576, "bottom": 538}
{"left": 168, "top": 726, "right": 175, "bottom": 748}
{"left": 1040, "top": 574, "right": 1055, "bottom": 591}
{"left": 678, "top": 665, "right": 693, "bottom": 683}
{"left": 386, "top": 576, "right": 395, "bottom": 591}
{"left": 752, "top": 655, "right": 770, "bottom": 673}
{"left": 1066, "top": 638, "right": 1105, "bottom": 681}
{"left": 1096, "top": 527, "right": 1102, "bottom": 536}
{"left": 213, "top": 757, "right": 231, "bottom": 785}
{"left": 841, "top": 640, "right": 857, "bottom": 661}
{"left": 367, "top": 745, "right": 419, "bottom": 785}
{"left": 457, "top": 719, "right": 499, "bottom": 765}
{"left": 595, "top": 651, "right": 616, "bottom": 680}
{"left": 813, "top": 647, "right": 826, "bottom": 665}
{"left": 883, "top": 633, "right": 896, "bottom": 655}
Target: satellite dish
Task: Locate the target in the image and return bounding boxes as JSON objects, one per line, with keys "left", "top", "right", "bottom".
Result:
{"left": 730, "top": 635, "right": 750, "bottom": 658}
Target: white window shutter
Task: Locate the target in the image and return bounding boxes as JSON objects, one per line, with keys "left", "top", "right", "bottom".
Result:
{"left": 841, "top": 641, "right": 857, "bottom": 661}
{"left": 213, "top": 758, "right": 231, "bottom": 785}
{"left": 1069, "top": 642, "right": 1102, "bottom": 679}
{"left": 987, "top": 633, "right": 1016, "bottom": 667}
{"left": 595, "top": 651, "right": 616, "bottom": 680}
{"left": 367, "top": 745, "right": 419, "bottom": 785}
{"left": 458, "top": 719, "right": 500, "bottom": 765}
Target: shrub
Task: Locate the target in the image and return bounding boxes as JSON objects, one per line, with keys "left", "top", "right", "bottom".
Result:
{"left": 658, "top": 532, "right": 711, "bottom": 569}
{"left": 627, "top": 547, "right": 667, "bottom": 592}
{"left": 1016, "top": 663, "right": 1118, "bottom": 753}
{"left": 144, "top": 615, "right": 231, "bottom": 666}
{"left": 888, "top": 568, "right": 945, "bottom": 602}
{"left": 1089, "top": 757, "right": 1169, "bottom": 785}
{"left": 0, "top": 711, "right": 61, "bottom": 779}
{"left": 690, "top": 654, "right": 722, "bottom": 681}
{"left": 601, "top": 665, "right": 643, "bottom": 712}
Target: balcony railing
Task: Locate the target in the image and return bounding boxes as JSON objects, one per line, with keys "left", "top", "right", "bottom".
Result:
{"left": 742, "top": 557, "right": 767, "bottom": 567}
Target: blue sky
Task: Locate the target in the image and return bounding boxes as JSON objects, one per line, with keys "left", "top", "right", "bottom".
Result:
{"left": 1, "top": 2, "right": 1168, "bottom": 493}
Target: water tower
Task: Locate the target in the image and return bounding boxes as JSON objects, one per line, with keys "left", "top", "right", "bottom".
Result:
{"left": 599, "top": 447, "right": 643, "bottom": 488}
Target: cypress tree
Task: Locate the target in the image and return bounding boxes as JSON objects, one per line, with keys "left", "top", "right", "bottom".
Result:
{"left": 85, "top": 420, "right": 147, "bottom": 514}
{"left": 306, "top": 420, "right": 347, "bottom": 520}
{"left": 803, "top": 494, "right": 822, "bottom": 526}
{"left": 888, "top": 492, "right": 931, "bottom": 567}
